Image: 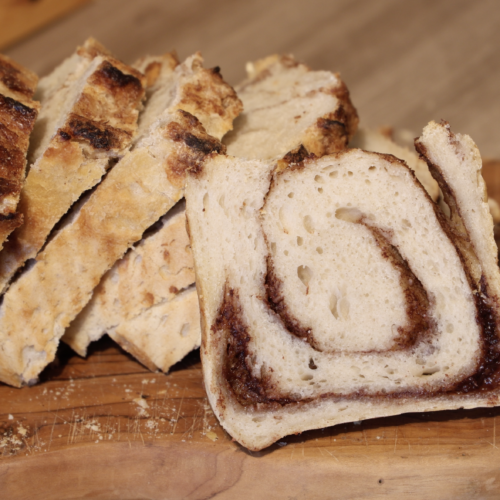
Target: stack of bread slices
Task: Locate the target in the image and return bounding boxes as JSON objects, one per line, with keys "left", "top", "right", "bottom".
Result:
{"left": 2, "top": 41, "right": 500, "bottom": 452}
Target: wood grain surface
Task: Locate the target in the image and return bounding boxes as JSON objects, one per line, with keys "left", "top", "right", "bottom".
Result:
{"left": 2, "top": 337, "right": 500, "bottom": 500}
{"left": 2, "top": 1, "right": 500, "bottom": 498}
{"left": 0, "top": 0, "right": 89, "bottom": 50}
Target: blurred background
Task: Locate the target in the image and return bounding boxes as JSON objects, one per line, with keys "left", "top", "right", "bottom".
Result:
{"left": 1, "top": 0, "right": 499, "bottom": 157}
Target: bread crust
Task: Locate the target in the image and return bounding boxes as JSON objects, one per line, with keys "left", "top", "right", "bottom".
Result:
{"left": 61, "top": 53, "right": 241, "bottom": 368}
{"left": 224, "top": 54, "right": 358, "bottom": 160}
{"left": 0, "top": 40, "right": 146, "bottom": 292}
{"left": 0, "top": 55, "right": 39, "bottom": 250}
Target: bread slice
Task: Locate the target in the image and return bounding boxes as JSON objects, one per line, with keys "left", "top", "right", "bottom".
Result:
{"left": 350, "top": 128, "right": 439, "bottom": 201}
{"left": 0, "top": 38, "right": 145, "bottom": 293}
{"left": 66, "top": 203, "right": 200, "bottom": 371}
{"left": 0, "top": 54, "right": 40, "bottom": 248}
{"left": 223, "top": 54, "right": 358, "bottom": 159}
{"left": 64, "top": 55, "right": 358, "bottom": 372}
{"left": 185, "top": 122, "right": 500, "bottom": 451}
{"left": 0, "top": 54, "right": 241, "bottom": 387}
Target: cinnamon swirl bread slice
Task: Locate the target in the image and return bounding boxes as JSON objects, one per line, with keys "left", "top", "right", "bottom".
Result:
{"left": 0, "top": 54, "right": 39, "bottom": 249}
{"left": 185, "top": 124, "right": 500, "bottom": 451}
{"left": 64, "top": 55, "right": 358, "bottom": 372}
{"left": 0, "top": 38, "right": 145, "bottom": 293}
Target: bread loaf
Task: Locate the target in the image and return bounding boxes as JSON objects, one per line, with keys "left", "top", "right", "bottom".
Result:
{"left": 0, "top": 53, "right": 241, "bottom": 388}
{"left": 0, "top": 38, "right": 145, "bottom": 293}
{"left": 185, "top": 121, "right": 500, "bottom": 451}
{"left": 64, "top": 54, "right": 358, "bottom": 373}
{"left": 0, "top": 54, "right": 39, "bottom": 248}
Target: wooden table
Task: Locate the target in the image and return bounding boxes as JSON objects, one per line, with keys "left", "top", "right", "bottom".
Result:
{"left": 2, "top": 1, "right": 500, "bottom": 498}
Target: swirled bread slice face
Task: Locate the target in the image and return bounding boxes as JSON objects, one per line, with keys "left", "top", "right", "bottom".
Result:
{"left": 64, "top": 55, "right": 354, "bottom": 371}
{"left": 0, "top": 39, "right": 145, "bottom": 293}
{"left": 223, "top": 54, "right": 358, "bottom": 159}
{"left": 61, "top": 53, "right": 241, "bottom": 365}
{"left": 0, "top": 54, "right": 40, "bottom": 249}
{"left": 185, "top": 137, "right": 500, "bottom": 451}
{"left": 350, "top": 128, "right": 439, "bottom": 201}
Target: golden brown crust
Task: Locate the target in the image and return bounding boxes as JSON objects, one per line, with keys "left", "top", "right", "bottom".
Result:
{"left": 164, "top": 110, "right": 226, "bottom": 186}
{"left": 0, "top": 54, "right": 38, "bottom": 103}
{"left": 302, "top": 80, "right": 359, "bottom": 155}
{"left": 176, "top": 61, "right": 242, "bottom": 140}
{"left": 0, "top": 56, "right": 39, "bottom": 249}
{"left": 0, "top": 44, "right": 145, "bottom": 291}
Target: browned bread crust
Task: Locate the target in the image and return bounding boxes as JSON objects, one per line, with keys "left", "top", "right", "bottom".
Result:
{"left": 0, "top": 39, "right": 145, "bottom": 292}
{"left": 0, "top": 54, "right": 40, "bottom": 249}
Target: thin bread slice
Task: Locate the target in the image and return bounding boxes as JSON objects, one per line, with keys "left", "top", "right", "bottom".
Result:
{"left": 0, "top": 54, "right": 241, "bottom": 387}
{"left": 350, "top": 127, "right": 439, "bottom": 201}
{"left": 64, "top": 55, "right": 358, "bottom": 372}
{"left": 67, "top": 204, "right": 200, "bottom": 371}
{"left": 415, "top": 121, "right": 500, "bottom": 321}
{"left": 0, "top": 54, "right": 40, "bottom": 248}
{"left": 0, "top": 38, "right": 145, "bottom": 293}
{"left": 62, "top": 53, "right": 241, "bottom": 362}
{"left": 184, "top": 123, "right": 500, "bottom": 451}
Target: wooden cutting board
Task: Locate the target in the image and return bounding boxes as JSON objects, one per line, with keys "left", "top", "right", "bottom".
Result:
{"left": 2, "top": 162, "right": 500, "bottom": 500}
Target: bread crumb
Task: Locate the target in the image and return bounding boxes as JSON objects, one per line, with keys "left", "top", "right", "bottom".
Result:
{"left": 133, "top": 398, "right": 149, "bottom": 409}
{"left": 206, "top": 431, "right": 218, "bottom": 442}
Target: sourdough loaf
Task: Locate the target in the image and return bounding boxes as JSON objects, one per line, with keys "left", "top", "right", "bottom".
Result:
{"left": 0, "top": 53, "right": 241, "bottom": 388}
{"left": 185, "top": 122, "right": 500, "bottom": 451}
{"left": 0, "top": 54, "right": 39, "bottom": 248}
{"left": 64, "top": 54, "right": 358, "bottom": 373}
{"left": 0, "top": 38, "right": 145, "bottom": 293}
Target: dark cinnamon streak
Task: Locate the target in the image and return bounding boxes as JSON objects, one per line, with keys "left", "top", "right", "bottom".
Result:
{"left": 454, "top": 276, "right": 500, "bottom": 393}
{"left": 216, "top": 286, "right": 297, "bottom": 407}
{"left": 415, "top": 133, "right": 500, "bottom": 394}
{"left": 264, "top": 220, "right": 434, "bottom": 353}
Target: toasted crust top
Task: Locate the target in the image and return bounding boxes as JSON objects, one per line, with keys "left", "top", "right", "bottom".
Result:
{"left": 0, "top": 55, "right": 39, "bottom": 246}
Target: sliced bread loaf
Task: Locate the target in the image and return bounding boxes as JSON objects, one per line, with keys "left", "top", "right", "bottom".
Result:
{"left": 185, "top": 122, "right": 500, "bottom": 451}
{"left": 64, "top": 55, "right": 358, "bottom": 372}
{"left": 0, "top": 54, "right": 39, "bottom": 248}
{"left": 0, "top": 38, "right": 145, "bottom": 293}
{"left": 0, "top": 53, "right": 241, "bottom": 387}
